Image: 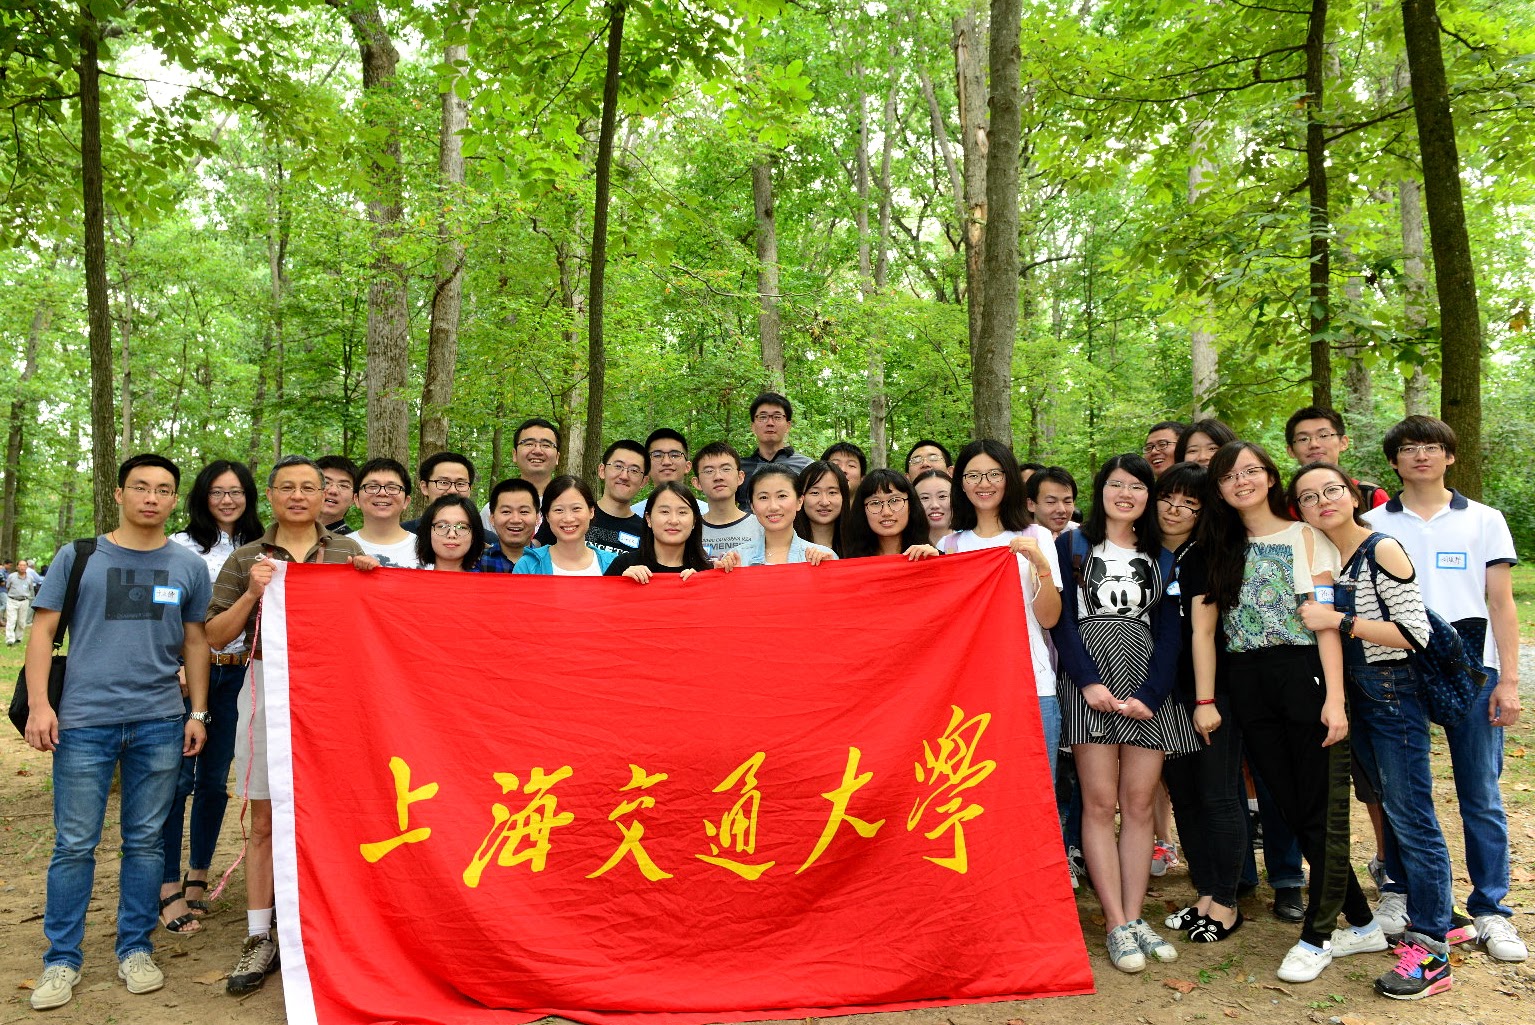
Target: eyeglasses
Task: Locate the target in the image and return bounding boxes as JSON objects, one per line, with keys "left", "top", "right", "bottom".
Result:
{"left": 1104, "top": 480, "right": 1148, "bottom": 494}
{"left": 1397, "top": 443, "right": 1445, "bottom": 458}
{"left": 516, "top": 438, "right": 557, "bottom": 451}
{"left": 360, "top": 482, "right": 406, "bottom": 496}
{"left": 604, "top": 462, "right": 644, "bottom": 479}
{"left": 427, "top": 478, "right": 472, "bottom": 492}
{"left": 698, "top": 466, "right": 737, "bottom": 478}
{"left": 1297, "top": 482, "right": 1350, "bottom": 508}
{"left": 431, "top": 522, "right": 472, "bottom": 537}
{"left": 209, "top": 489, "right": 246, "bottom": 501}
{"left": 1291, "top": 429, "right": 1339, "bottom": 447}
{"left": 272, "top": 483, "right": 322, "bottom": 496}
{"left": 125, "top": 484, "right": 177, "bottom": 498}
{"left": 1143, "top": 439, "right": 1175, "bottom": 453}
{"left": 322, "top": 477, "right": 354, "bottom": 493}
{"left": 752, "top": 412, "right": 788, "bottom": 424}
{"left": 649, "top": 449, "right": 687, "bottom": 463}
{"left": 961, "top": 469, "right": 1005, "bottom": 485}
{"left": 1158, "top": 497, "right": 1200, "bottom": 513}
{"left": 864, "top": 496, "right": 909, "bottom": 512}
{"left": 1217, "top": 465, "right": 1269, "bottom": 488}
{"left": 908, "top": 452, "right": 947, "bottom": 470}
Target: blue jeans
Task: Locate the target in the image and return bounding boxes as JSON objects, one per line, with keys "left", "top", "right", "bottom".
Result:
{"left": 1384, "top": 667, "right": 1510, "bottom": 918}
{"left": 45, "top": 716, "right": 184, "bottom": 968}
{"left": 161, "top": 663, "right": 245, "bottom": 882}
{"left": 1349, "top": 661, "right": 1453, "bottom": 939}
{"left": 1038, "top": 694, "right": 1062, "bottom": 787}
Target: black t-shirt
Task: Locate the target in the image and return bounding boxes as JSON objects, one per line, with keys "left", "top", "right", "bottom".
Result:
{"left": 1171, "top": 541, "right": 1229, "bottom": 704}
{"left": 604, "top": 553, "right": 695, "bottom": 577}
{"left": 536, "top": 506, "right": 645, "bottom": 556}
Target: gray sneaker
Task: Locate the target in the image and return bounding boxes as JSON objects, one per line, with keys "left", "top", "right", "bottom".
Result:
{"left": 30, "top": 964, "right": 80, "bottom": 1010}
{"left": 227, "top": 934, "right": 280, "bottom": 995}
{"left": 1129, "top": 918, "right": 1179, "bottom": 962}
{"left": 1107, "top": 923, "right": 1147, "bottom": 973}
{"left": 1476, "top": 915, "right": 1529, "bottom": 963}
{"left": 1375, "top": 891, "right": 1409, "bottom": 937}
{"left": 117, "top": 951, "right": 164, "bottom": 995}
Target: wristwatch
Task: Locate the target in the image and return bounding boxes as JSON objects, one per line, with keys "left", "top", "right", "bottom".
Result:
{"left": 189, "top": 711, "right": 213, "bottom": 726}
{"left": 1338, "top": 614, "right": 1356, "bottom": 640}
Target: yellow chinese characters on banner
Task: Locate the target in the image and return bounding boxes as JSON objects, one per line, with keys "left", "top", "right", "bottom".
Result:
{"left": 463, "top": 766, "right": 575, "bottom": 886}
{"left": 359, "top": 757, "right": 439, "bottom": 863}
{"left": 588, "top": 765, "right": 672, "bottom": 881}
{"left": 697, "top": 752, "right": 775, "bottom": 880}
{"left": 907, "top": 705, "right": 996, "bottom": 873}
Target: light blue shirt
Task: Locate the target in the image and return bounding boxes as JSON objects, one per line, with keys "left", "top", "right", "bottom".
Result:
{"left": 737, "top": 533, "right": 837, "bottom": 566}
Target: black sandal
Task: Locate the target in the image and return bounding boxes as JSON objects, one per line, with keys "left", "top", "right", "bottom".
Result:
{"left": 183, "top": 875, "right": 210, "bottom": 915}
{"left": 160, "top": 892, "right": 201, "bottom": 934}
{"left": 1188, "top": 910, "right": 1244, "bottom": 943}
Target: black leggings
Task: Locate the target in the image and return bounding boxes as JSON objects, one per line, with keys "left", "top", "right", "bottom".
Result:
{"left": 1163, "top": 692, "right": 1248, "bottom": 908}
{"left": 1227, "top": 645, "right": 1371, "bottom": 945}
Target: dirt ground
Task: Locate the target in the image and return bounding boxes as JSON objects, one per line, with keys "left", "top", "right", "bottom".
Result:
{"left": 4, "top": 654, "right": 1535, "bottom": 1025}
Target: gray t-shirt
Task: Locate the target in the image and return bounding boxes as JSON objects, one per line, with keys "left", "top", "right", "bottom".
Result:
{"left": 701, "top": 513, "right": 765, "bottom": 561}
{"left": 34, "top": 536, "right": 212, "bottom": 730}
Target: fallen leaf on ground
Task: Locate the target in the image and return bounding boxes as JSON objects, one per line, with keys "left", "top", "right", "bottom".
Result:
{"left": 1223, "top": 1010, "right": 1239, "bottom": 1018}
{"left": 1512, "top": 746, "right": 1527, "bottom": 757}
{"left": 194, "top": 969, "right": 228, "bottom": 985}
{"left": 19, "top": 979, "right": 34, "bottom": 990}
{"left": 1163, "top": 978, "right": 1196, "bottom": 993}
{"left": 1089, "top": 913, "right": 1106, "bottom": 926}
{"left": 1338, "top": 1015, "right": 1380, "bottom": 1025}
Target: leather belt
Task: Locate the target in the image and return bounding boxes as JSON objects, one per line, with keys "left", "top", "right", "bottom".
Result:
{"left": 210, "top": 651, "right": 251, "bottom": 666}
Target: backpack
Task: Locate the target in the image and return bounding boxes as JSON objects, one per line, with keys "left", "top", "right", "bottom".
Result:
{"left": 1345, "top": 533, "right": 1486, "bottom": 727}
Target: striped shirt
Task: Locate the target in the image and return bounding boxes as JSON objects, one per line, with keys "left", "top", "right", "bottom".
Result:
{"left": 208, "top": 523, "right": 363, "bottom": 659}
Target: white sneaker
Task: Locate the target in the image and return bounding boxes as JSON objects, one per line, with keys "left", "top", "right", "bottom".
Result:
{"left": 1375, "top": 891, "right": 1409, "bottom": 936}
{"left": 1331, "top": 922, "right": 1389, "bottom": 958}
{"left": 30, "top": 964, "right": 80, "bottom": 1010}
{"left": 1476, "top": 915, "right": 1529, "bottom": 963}
{"left": 117, "top": 950, "right": 165, "bottom": 995}
{"left": 1130, "top": 918, "right": 1179, "bottom": 962}
{"left": 1277, "top": 940, "right": 1333, "bottom": 983}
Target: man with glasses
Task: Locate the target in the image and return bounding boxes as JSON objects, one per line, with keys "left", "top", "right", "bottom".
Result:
{"left": 1365, "top": 415, "right": 1525, "bottom": 962}
{"left": 513, "top": 418, "right": 561, "bottom": 501}
{"left": 316, "top": 455, "right": 359, "bottom": 535}
{"left": 632, "top": 428, "right": 703, "bottom": 517}
{"left": 24, "top": 454, "right": 213, "bottom": 1010}
{"left": 537, "top": 439, "right": 648, "bottom": 556}
{"left": 1142, "top": 421, "right": 1187, "bottom": 478}
{"left": 1284, "top": 406, "right": 1388, "bottom": 509}
{"left": 350, "top": 458, "right": 420, "bottom": 568}
{"left": 904, "top": 439, "right": 952, "bottom": 479}
{"left": 736, "top": 392, "right": 812, "bottom": 507}
{"left": 691, "top": 441, "right": 763, "bottom": 560}
{"left": 204, "top": 455, "right": 375, "bottom": 996}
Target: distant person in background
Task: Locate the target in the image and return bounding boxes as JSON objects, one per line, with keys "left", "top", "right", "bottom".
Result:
{"left": 821, "top": 442, "right": 867, "bottom": 493}
{"left": 904, "top": 438, "right": 952, "bottom": 479}
{"left": 1284, "top": 406, "right": 1390, "bottom": 510}
{"left": 405, "top": 452, "right": 476, "bottom": 532}
{"left": 1143, "top": 421, "right": 1187, "bottom": 478}
{"left": 315, "top": 455, "right": 358, "bottom": 535}
{"left": 478, "top": 478, "right": 540, "bottom": 573}
{"left": 793, "top": 460, "right": 849, "bottom": 556}
{"left": 5, "top": 557, "right": 38, "bottom": 644}
{"left": 1027, "top": 466, "right": 1079, "bottom": 538}
{"left": 416, "top": 494, "right": 485, "bottom": 572}
{"left": 736, "top": 392, "right": 813, "bottom": 507}
{"left": 513, "top": 418, "right": 561, "bottom": 502}
{"left": 911, "top": 468, "right": 952, "bottom": 547}
{"left": 1020, "top": 462, "right": 1046, "bottom": 486}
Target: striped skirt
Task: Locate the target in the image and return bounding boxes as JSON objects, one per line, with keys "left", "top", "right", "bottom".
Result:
{"left": 1059, "top": 615, "right": 1200, "bottom": 755}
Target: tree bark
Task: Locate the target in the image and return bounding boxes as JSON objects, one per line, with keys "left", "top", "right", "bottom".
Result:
{"left": 581, "top": 2, "right": 625, "bottom": 481}
{"left": 1189, "top": 121, "right": 1218, "bottom": 417}
{"left": 79, "top": 6, "right": 116, "bottom": 532}
{"left": 1305, "top": 0, "right": 1332, "bottom": 407}
{"left": 1398, "top": 176, "right": 1433, "bottom": 414}
{"left": 867, "top": 62, "right": 897, "bottom": 469}
{"left": 1401, "top": 0, "right": 1482, "bottom": 494}
{"left": 421, "top": 6, "right": 471, "bottom": 461}
{"left": 1342, "top": 272, "right": 1371, "bottom": 419}
{"left": 954, "top": 7, "right": 988, "bottom": 362}
{"left": 265, "top": 140, "right": 289, "bottom": 465}
{"left": 2, "top": 302, "right": 49, "bottom": 561}
{"left": 973, "top": 0, "right": 1020, "bottom": 444}
{"left": 752, "top": 159, "right": 784, "bottom": 392}
{"left": 330, "top": 0, "right": 410, "bottom": 465}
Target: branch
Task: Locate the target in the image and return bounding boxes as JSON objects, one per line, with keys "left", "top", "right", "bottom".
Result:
{"left": 1325, "top": 103, "right": 1412, "bottom": 143}
{"left": 1440, "top": 24, "right": 1488, "bottom": 53}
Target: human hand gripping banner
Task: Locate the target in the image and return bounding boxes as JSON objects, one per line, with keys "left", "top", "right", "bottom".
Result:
{"left": 262, "top": 547, "right": 1092, "bottom": 1025}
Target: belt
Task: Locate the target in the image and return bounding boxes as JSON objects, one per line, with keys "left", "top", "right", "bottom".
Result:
{"left": 211, "top": 651, "right": 251, "bottom": 666}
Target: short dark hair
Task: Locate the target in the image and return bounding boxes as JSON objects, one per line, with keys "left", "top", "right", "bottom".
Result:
{"left": 821, "top": 442, "right": 868, "bottom": 475}
{"left": 1284, "top": 406, "right": 1347, "bottom": 445}
{"left": 1025, "top": 466, "right": 1077, "bottom": 502}
{"left": 904, "top": 438, "right": 952, "bottom": 472}
{"left": 645, "top": 428, "right": 689, "bottom": 453}
{"left": 1081, "top": 454, "right": 1160, "bottom": 554}
{"left": 949, "top": 439, "right": 1030, "bottom": 532}
{"left": 267, "top": 455, "right": 323, "bottom": 488}
{"left": 747, "top": 463, "right": 800, "bottom": 497}
{"left": 1155, "top": 461, "right": 1207, "bottom": 500}
{"left": 118, "top": 453, "right": 180, "bottom": 488}
{"left": 315, "top": 454, "right": 358, "bottom": 478}
{"left": 693, "top": 441, "right": 741, "bottom": 468}
{"left": 842, "top": 469, "right": 926, "bottom": 558}
{"left": 1020, "top": 461, "right": 1046, "bottom": 475}
{"left": 514, "top": 417, "right": 561, "bottom": 450}
{"left": 488, "top": 477, "right": 539, "bottom": 510}
{"left": 541, "top": 474, "right": 599, "bottom": 518}
{"left": 601, "top": 439, "right": 649, "bottom": 473}
{"left": 749, "top": 392, "right": 793, "bottom": 421}
{"left": 1174, "top": 418, "right": 1238, "bottom": 463}
{"left": 1146, "top": 420, "right": 1188, "bottom": 438}
{"left": 418, "top": 451, "right": 475, "bottom": 485}
{"left": 1383, "top": 414, "right": 1457, "bottom": 461}
{"left": 357, "top": 457, "right": 412, "bottom": 495}
{"left": 911, "top": 468, "right": 951, "bottom": 488}
{"left": 415, "top": 494, "right": 486, "bottom": 569}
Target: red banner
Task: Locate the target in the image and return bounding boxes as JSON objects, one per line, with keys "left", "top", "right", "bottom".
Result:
{"left": 262, "top": 548, "right": 1092, "bottom": 1025}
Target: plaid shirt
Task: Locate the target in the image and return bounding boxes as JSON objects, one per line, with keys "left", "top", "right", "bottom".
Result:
{"left": 475, "top": 543, "right": 532, "bottom": 574}
{"left": 208, "top": 523, "right": 363, "bottom": 659}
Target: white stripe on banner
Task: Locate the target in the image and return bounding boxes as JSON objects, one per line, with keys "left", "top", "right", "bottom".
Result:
{"left": 263, "top": 563, "right": 318, "bottom": 1025}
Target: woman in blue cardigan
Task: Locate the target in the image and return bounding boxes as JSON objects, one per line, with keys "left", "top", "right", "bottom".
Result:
{"left": 513, "top": 476, "right": 622, "bottom": 576}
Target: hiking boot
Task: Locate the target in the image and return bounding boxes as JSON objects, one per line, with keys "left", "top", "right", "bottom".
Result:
{"left": 227, "top": 934, "right": 280, "bottom": 995}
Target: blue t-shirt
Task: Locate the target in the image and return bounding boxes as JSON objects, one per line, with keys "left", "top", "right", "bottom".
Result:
{"left": 33, "top": 536, "right": 213, "bottom": 730}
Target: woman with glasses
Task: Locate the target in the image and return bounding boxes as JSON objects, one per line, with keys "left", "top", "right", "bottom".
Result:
{"left": 159, "top": 460, "right": 263, "bottom": 933}
{"left": 1153, "top": 463, "right": 1249, "bottom": 944}
{"left": 793, "top": 461, "right": 849, "bottom": 556}
{"left": 607, "top": 481, "right": 714, "bottom": 581}
{"left": 514, "top": 476, "right": 622, "bottom": 576}
{"left": 1290, "top": 463, "right": 1454, "bottom": 1000}
{"left": 1174, "top": 418, "right": 1238, "bottom": 468}
{"left": 1051, "top": 453, "right": 1195, "bottom": 973}
{"left": 842, "top": 470, "right": 940, "bottom": 560}
{"left": 415, "top": 495, "right": 485, "bottom": 572}
{"left": 1192, "top": 442, "right": 1378, "bottom": 984}
{"left": 912, "top": 468, "right": 953, "bottom": 547}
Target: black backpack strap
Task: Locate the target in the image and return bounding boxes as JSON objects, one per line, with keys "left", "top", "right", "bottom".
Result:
{"left": 53, "top": 538, "right": 98, "bottom": 650}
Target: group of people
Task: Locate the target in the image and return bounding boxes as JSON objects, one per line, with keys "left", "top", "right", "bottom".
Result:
{"left": 16, "top": 389, "right": 1523, "bottom": 1011}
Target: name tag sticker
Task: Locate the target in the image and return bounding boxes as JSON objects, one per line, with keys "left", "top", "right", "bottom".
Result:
{"left": 1313, "top": 585, "right": 1335, "bottom": 604}
{"left": 1166, "top": 580, "right": 1182, "bottom": 596}
{"left": 619, "top": 532, "right": 641, "bottom": 549}
{"left": 1436, "top": 551, "right": 1468, "bottom": 570}
{"left": 151, "top": 585, "right": 183, "bottom": 606}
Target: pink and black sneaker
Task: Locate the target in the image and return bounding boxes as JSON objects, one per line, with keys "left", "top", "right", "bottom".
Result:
{"left": 1375, "top": 940, "right": 1452, "bottom": 1001}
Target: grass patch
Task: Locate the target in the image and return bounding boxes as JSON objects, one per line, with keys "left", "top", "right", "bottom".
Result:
{"left": 1515, "top": 562, "right": 1535, "bottom": 641}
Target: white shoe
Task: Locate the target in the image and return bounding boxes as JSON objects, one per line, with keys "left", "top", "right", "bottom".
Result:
{"left": 30, "top": 964, "right": 80, "bottom": 1010}
{"left": 1277, "top": 940, "right": 1333, "bottom": 983}
{"left": 117, "top": 950, "right": 164, "bottom": 995}
{"left": 1375, "top": 891, "right": 1409, "bottom": 936}
{"left": 1331, "top": 922, "right": 1389, "bottom": 958}
{"left": 1476, "top": 915, "right": 1529, "bottom": 963}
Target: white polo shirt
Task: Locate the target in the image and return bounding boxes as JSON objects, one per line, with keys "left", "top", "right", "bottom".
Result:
{"left": 1364, "top": 490, "right": 1517, "bottom": 669}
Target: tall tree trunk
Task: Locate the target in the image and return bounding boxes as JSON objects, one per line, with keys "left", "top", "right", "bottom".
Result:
{"left": 867, "top": 61, "right": 897, "bottom": 469}
{"left": 421, "top": 7, "right": 471, "bottom": 461}
{"left": 917, "top": 64, "right": 965, "bottom": 230}
{"left": 752, "top": 159, "right": 784, "bottom": 392}
{"left": 265, "top": 141, "right": 289, "bottom": 464}
{"left": 331, "top": 0, "right": 410, "bottom": 465}
{"left": 2, "top": 303, "right": 49, "bottom": 562}
{"left": 1342, "top": 271, "right": 1371, "bottom": 419}
{"left": 581, "top": 2, "right": 625, "bottom": 481}
{"left": 1401, "top": 0, "right": 1481, "bottom": 493}
{"left": 1189, "top": 122, "right": 1219, "bottom": 417}
{"left": 954, "top": 7, "right": 988, "bottom": 361}
{"left": 1305, "top": 0, "right": 1332, "bottom": 407}
{"left": 116, "top": 281, "right": 132, "bottom": 454}
{"left": 973, "top": 0, "right": 1020, "bottom": 444}
{"left": 1398, "top": 176, "right": 1433, "bottom": 414}
{"left": 79, "top": 6, "right": 116, "bottom": 532}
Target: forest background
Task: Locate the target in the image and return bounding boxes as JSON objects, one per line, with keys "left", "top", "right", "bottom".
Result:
{"left": 2, "top": 0, "right": 1533, "bottom": 566}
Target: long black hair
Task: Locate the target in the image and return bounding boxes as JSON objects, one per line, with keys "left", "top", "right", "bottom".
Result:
{"left": 949, "top": 439, "right": 1030, "bottom": 533}
{"left": 842, "top": 469, "right": 928, "bottom": 557}
{"left": 182, "top": 460, "right": 263, "bottom": 554}
{"left": 1173, "top": 417, "right": 1238, "bottom": 464}
{"left": 638, "top": 480, "right": 711, "bottom": 571}
{"left": 1197, "top": 441, "right": 1292, "bottom": 612}
{"left": 792, "top": 460, "right": 848, "bottom": 555}
{"left": 1080, "top": 453, "right": 1161, "bottom": 554}
{"left": 415, "top": 494, "right": 486, "bottom": 570}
